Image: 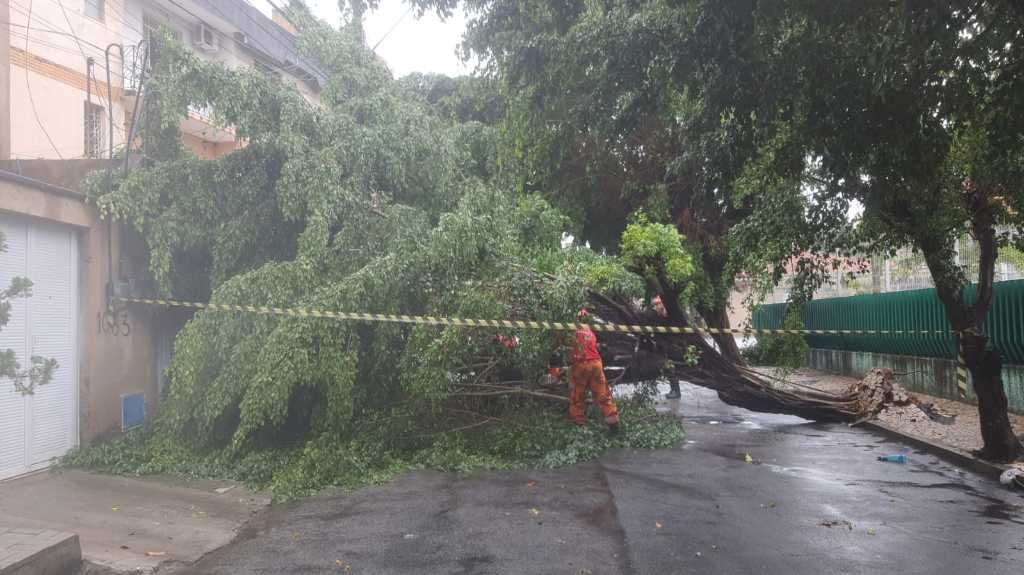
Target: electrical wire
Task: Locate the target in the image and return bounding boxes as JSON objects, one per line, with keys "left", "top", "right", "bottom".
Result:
{"left": 55, "top": 0, "right": 90, "bottom": 64}
{"left": 206, "top": 0, "right": 299, "bottom": 67}
{"left": 13, "top": 0, "right": 127, "bottom": 154}
{"left": 22, "top": 0, "right": 64, "bottom": 159}
{"left": 11, "top": 0, "right": 147, "bottom": 55}
{"left": 2, "top": 19, "right": 110, "bottom": 55}
{"left": 30, "top": 0, "right": 147, "bottom": 39}
{"left": 372, "top": 4, "right": 415, "bottom": 51}
{"left": 90, "top": 64, "right": 127, "bottom": 140}
{"left": 9, "top": 143, "right": 89, "bottom": 158}
{"left": 87, "top": 0, "right": 148, "bottom": 38}
{"left": 8, "top": 30, "right": 128, "bottom": 86}
{"left": 55, "top": 0, "right": 126, "bottom": 146}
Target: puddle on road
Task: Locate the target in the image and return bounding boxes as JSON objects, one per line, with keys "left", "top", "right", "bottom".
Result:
{"left": 682, "top": 415, "right": 747, "bottom": 426}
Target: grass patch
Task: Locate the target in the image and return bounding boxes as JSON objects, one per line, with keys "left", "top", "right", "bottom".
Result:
{"left": 63, "top": 403, "right": 682, "bottom": 501}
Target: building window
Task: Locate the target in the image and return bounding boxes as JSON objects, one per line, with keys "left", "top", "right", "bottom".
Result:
{"left": 253, "top": 60, "right": 281, "bottom": 81}
{"left": 84, "top": 102, "right": 105, "bottom": 158}
{"left": 84, "top": 0, "right": 105, "bottom": 21}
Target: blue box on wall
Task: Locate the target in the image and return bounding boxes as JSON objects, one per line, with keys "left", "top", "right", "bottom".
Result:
{"left": 121, "top": 393, "right": 145, "bottom": 431}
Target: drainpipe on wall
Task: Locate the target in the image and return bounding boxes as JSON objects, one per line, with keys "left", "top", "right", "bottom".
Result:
{"left": 0, "top": 1, "right": 11, "bottom": 160}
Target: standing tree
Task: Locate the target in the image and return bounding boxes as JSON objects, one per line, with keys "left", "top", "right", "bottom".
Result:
{"left": 715, "top": 0, "right": 1024, "bottom": 460}
{"left": 0, "top": 231, "right": 57, "bottom": 395}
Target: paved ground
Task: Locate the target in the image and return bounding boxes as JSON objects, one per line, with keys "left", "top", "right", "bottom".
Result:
{"left": 0, "top": 470, "right": 267, "bottom": 572}
{"left": 172, "top": 383, "right": 1024, "bottom": 575}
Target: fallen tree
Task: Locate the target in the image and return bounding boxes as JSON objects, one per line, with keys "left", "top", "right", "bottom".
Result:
{"left": 69, "top": 14, "right": 927, "bottom": 499}
{"left": 585, "top": 292, "right": 855, "bottom": 423}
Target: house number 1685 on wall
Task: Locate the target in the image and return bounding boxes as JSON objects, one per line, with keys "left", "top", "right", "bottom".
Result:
{"left": 97, "top": 309, "right": 131, "bottom": 336}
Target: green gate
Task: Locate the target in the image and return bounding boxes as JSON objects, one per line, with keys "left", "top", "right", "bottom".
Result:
{"left": 751, "top": 279, "right": 1024, "bottom": 365}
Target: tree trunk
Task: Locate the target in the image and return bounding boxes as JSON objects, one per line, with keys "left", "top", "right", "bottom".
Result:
{"left": 923, "top": 224, "right": 1022, "bottom": 462}
{"left": 961, "top": 332, "right": 1023, "bottom": 462}
{"left": 698, "top": 302, "right": 744, "bottom": 365}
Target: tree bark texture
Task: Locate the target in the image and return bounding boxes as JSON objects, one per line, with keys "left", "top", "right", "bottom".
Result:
{"left": 697, "top": 301, "right": 745, "bottom": 366}
{"left": 961, "top": 333, "right": 1023, "bottom": 462}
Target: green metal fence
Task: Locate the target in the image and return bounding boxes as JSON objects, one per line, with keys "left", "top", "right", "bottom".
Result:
{"left": 752, "top": 279, "right": 1024, "bottom": 365}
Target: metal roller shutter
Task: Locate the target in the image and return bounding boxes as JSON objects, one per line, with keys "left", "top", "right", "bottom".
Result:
{"left": 0, "top": 214, "right": 78, "bottom": 480}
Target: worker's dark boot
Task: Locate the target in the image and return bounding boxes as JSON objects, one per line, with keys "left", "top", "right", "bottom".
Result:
{"left": 608, "top": 422, "right": 620, "bottom": 436}
{"left": 665, "top": 386, "right": 681, "bottom": 400}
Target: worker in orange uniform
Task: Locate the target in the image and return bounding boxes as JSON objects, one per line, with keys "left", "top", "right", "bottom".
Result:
{"left": 569, "top": 309, "right": 620, "bottom": 434}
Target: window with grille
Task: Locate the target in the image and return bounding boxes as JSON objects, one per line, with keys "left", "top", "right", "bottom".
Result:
{"left": 84, "top": 102, "right": 105, "bottom": 158}
{"left": 84, "top": 0, "right": 105, "bottom": 21}
{"left": 253, "top": 60, "right": 282, "bottom": 81}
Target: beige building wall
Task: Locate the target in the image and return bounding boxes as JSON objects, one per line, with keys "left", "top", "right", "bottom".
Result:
{"left": 0, "top": 160, "right": 165, "bottom": 443}
{"left": 7, "top": 0, "right": 320, "bottom": 161}
{"left": 1, "top": 0, "right": 10, "bottom": 160}
{"left": 8, "top": 0, "right": 132, "bottom": 160}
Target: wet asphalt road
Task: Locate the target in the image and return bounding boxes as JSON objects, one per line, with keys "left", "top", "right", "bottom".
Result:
{"left": 179, "top": 383, "right": 1024, "bottom": 574}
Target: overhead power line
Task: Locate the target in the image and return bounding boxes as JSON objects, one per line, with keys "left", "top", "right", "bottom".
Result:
{"left": 372, "top": 5, "right": 415, "bottom": 51}
{"left": 22, "top": 0, "right": 64, "bottom": 158}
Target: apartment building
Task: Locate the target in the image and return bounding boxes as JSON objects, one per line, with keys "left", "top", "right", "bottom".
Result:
{"left": 2, "top": 0, "right": 325, "bottom": 161}
{"left": 0, "top": 1, "right": 325, "bottom": 479}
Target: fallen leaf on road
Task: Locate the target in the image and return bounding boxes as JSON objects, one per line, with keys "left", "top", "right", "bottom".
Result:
{"left": 655, "top": 521, "right": 663, "bottom": 529}
{"left": 695, "top": 551, "right": 703, "bottom": 558}
{"left": 526, "top": 481, "right": 537, "bottom": 487}
{"left": 111, "top": 507, "right": 120, "bottom": 512}
{"left": 144, "top": 551, "right": 166, "bottom": 557}
{"left": 867, "top": 528, "right": 877, "bottom": 536}
{"left": 120, "top": 545, "right": 130, "bottom": 550}
{"left": 744, "top": 454, "right": 753, "bottom": 464}
{"left": 214, "top": 486, "right": 236, "bottom": 495}
{"left": 529, "top": 508, "right": 540, "bottom": 516}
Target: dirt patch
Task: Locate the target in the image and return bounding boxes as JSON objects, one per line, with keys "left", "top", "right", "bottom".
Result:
{"left": 754, "top": 367, "right": 1024, "bottom": 463}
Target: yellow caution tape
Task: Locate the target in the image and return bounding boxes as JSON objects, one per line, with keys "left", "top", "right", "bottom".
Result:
{"left": 117, "top": 297, "right": 955, "bottom": 337}
{"left": 955, "top": 344, "right": 970, "bottom": 398}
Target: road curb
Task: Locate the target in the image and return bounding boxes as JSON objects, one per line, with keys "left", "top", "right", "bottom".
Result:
{"left": 861, "top": 420, "right": 1009, "bottom": 479}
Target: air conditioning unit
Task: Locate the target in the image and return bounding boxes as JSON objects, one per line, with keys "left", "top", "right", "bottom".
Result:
{"left": 192, "top": 22, "right": 218, "bottom": 52}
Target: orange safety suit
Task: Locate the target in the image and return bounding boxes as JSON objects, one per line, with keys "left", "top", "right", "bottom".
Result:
{"left": 568, "top": 326, "right": 619, "bottom": 427}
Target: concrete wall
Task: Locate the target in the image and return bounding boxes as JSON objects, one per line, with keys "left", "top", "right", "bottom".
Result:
{"left": 0, "top": 161, "right": 166, "bottom": 443}
{"left": 806, "top": 348, "right": 1024, "bottom": 415}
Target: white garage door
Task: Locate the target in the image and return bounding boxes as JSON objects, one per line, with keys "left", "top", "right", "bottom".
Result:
{"left": 0, "top": 214, "right": 78, "bottom": 480}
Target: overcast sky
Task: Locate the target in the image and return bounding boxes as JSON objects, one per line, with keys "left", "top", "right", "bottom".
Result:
{"left": 256, "top": 0, "right": 473, "bottom": 77}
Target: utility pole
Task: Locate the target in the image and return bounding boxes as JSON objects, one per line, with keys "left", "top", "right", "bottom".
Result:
{"left": 0, "top": 0, "right": 11, "bottom": 160}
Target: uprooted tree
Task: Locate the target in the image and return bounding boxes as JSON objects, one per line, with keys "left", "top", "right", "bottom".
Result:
{"left": 75, "top": 10, "right": 883, "bottom": 495}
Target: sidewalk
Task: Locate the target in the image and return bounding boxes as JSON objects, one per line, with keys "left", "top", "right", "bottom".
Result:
{"left": 0, "top": 469, "right": 268, "bottom": 573}
{"left": 758, "top": 367, "right": 1024, "bottom": 470}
